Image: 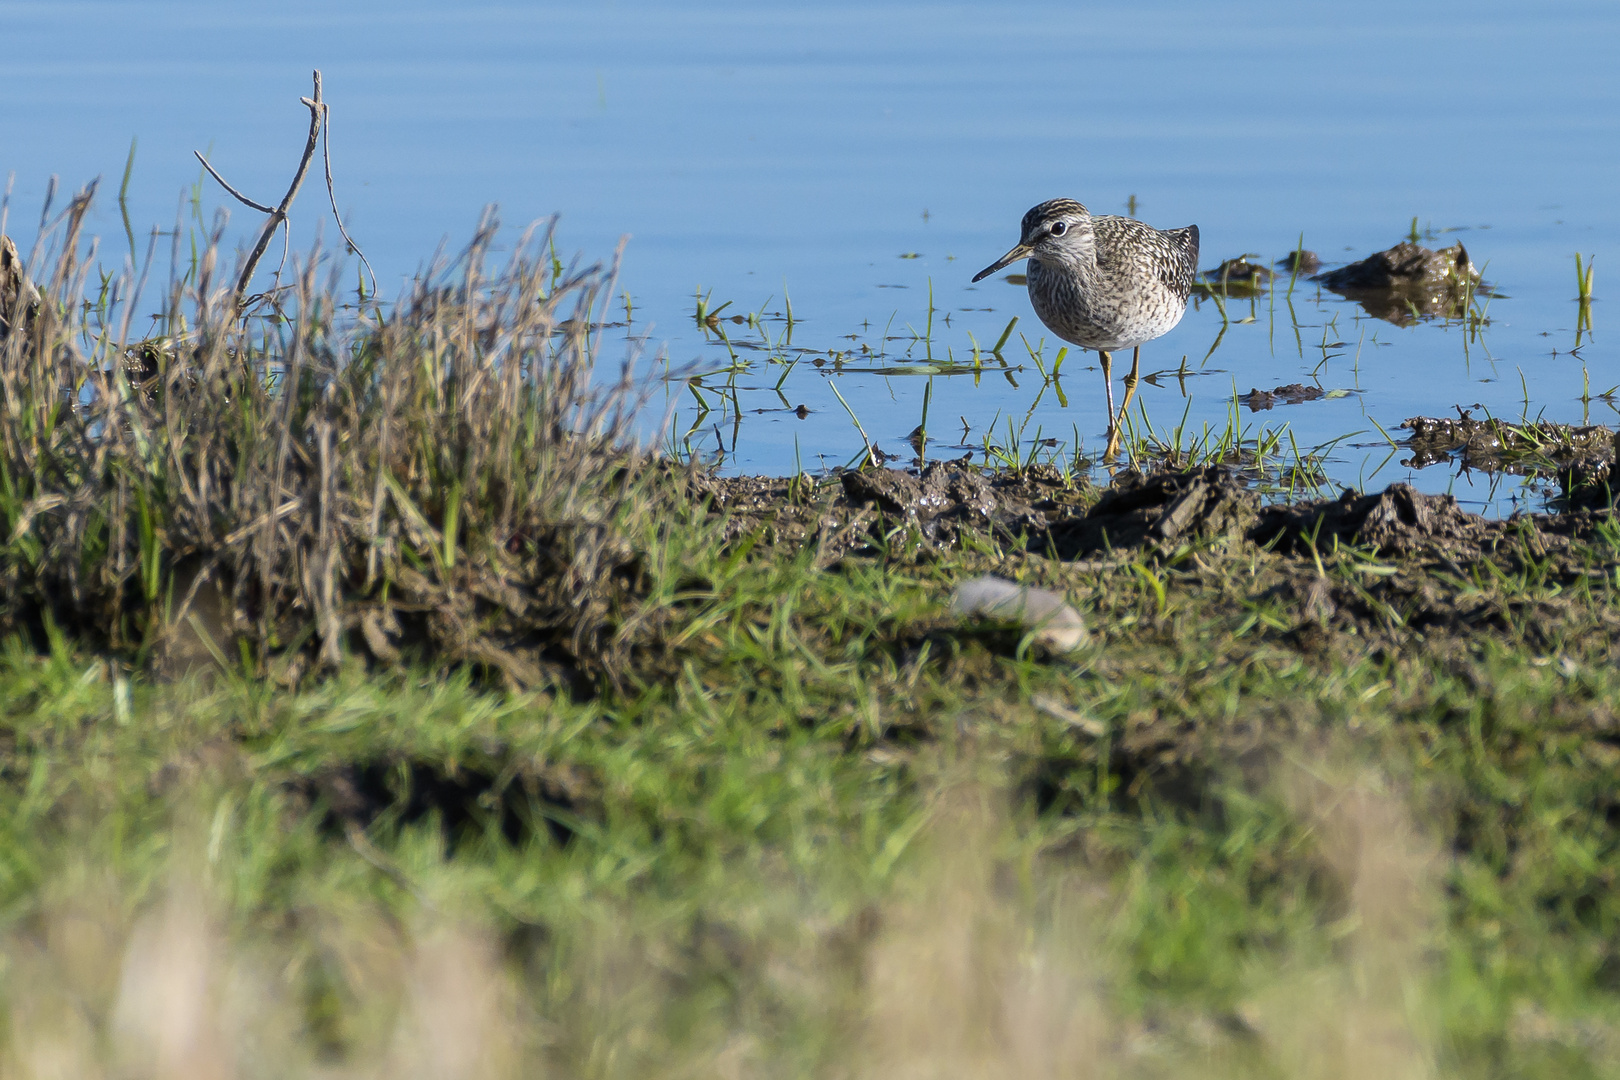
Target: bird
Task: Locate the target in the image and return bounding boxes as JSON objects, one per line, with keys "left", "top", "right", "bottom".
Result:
{"left": 973, "top": 198, "right": 1199, "bottom": 455}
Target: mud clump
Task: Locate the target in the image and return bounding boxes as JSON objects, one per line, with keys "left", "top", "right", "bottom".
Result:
{"left": 1316, "top": 240, "right": 1477, "bottom": 291}
{"left": 840, "top": 462, "right": 1057, "bottom": 546}
{"left": 1276, "top": 250, "right": 1321, "bottom": 275}
{"left": 843, "top": 464, "right": 997, "bottom": 523}
{"left": 1241, "top": 383, "right": 1328, "bottom": 411}
{"left": 1204, "top": 257, "right": 1274, "bottom": 284}
{"left": 1314, "top": 240, "right": 1480, "bottom": 323}
{"left": 1046, "top": 467, "right": 1257, "bottom": 558}
{"left": 1196, "top": 257, "right": 1274, "bottom": 296}
{"left": 697, "top": 462, "right": 1093, "bottom": 560}
{"left": 1560, "top": 434, "right": 1620, "bottom": 511}
{"left": 706, "top": 463, "right": 1261, "bottom": 562}
{"left": 742, "top": 463, "right": 1260, "bottom": 562}
{"left": 1402, "top": 415, "right": 1614, "bottom": 474}
{"left": 1253, "top": 484, "right": 1491, "bottom": 559}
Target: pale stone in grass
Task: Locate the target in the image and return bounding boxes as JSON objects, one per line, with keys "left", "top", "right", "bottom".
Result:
{"left": 950, "top": 575, "right": 1087, "bottom": 652}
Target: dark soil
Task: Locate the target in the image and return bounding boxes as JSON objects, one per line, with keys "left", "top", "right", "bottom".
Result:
{"left": 692, "top": 461, "right": 1095, "bottom": 558}
{"left": 1043, "top": 466, "right": 1258, "bottom": 558}
{"left": 702, "top": 459, "right": 1613, "bottom": 568}
{"left": 698, "top": 463, "right": 1269, "bottom": 564}
{"left": 288, "top": 757, "right": 591, "bottom": 849}
{"left": 1562, "top": 455, "right": 1620, "bottom": 512}
{"left": 1253, "top": 483, "right": 1517, "bottom": 560}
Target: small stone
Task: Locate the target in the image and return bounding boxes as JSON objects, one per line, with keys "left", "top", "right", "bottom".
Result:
{"left": 950, "top": 575, "right": 1087, "bottom": 651}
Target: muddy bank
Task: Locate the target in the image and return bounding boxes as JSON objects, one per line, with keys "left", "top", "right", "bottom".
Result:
{"left": 690, "top": 462, "right": 1089, "bottom": 565}
{"left": 690, "top": 461, "right": 1620, "bottom": 685}
{"left": 699, "top": 460, "right": 1614, "bottom": 595}
{"left": 703, "top": 459, "right": 1603, "bottom": 555}
{"left": 1398, "top": 415, "right": 1620, "bottom": 510}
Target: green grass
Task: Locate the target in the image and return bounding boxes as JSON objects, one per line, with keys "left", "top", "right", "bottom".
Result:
{"left": 8, "top": 507, "right": 1620, "bottom": 1076}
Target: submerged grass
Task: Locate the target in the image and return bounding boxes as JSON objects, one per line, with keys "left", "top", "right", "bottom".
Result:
{"left": 1109, "top": 392, "right": 1335, "bottom": 497}
{"left": 5, "top": 201, "right": 1620, "bottom": 1077}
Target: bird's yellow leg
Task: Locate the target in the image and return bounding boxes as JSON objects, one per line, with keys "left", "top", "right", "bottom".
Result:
{"left": 1105, "top": 347, "right": 1144, "bottom": 460}
{"left": 1115, "top": 346, "right": 1143, "bottom": 426}
{"left": 1102, "top": 348, "right": 1128, "bottom": 460}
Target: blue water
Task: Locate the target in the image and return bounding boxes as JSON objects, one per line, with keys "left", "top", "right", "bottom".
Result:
{"left": 4, "top": 0, "right": 1618, "bottom": 510}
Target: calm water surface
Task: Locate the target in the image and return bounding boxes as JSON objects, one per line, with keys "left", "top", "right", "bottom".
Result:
{"left": 4, "top": 1, "right": 1618, "bottom": 511}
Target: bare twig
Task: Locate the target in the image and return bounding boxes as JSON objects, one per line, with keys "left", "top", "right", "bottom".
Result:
{"left": 194, "top": 70, "right": 331, "bottom": 311}
{"left": 319, "top": 102, "right": 377, "bottom": 298}
{"left": 237, "top": 72, "right": 324, "bottom": 306}
{"left": 191, "top": 151, "right": 275, "bottom": 214}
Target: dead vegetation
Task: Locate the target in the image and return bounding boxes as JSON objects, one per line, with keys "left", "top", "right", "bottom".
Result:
{"left": 0, "top": 189, "right": 679, "bottom": 690}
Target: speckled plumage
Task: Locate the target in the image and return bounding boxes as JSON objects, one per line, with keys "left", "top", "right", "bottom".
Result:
{"left": 974, "top": 198, "right": 1200, "bottom": 451}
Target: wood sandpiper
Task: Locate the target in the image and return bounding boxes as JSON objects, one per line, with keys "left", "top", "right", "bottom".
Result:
{"left": 973, "top": 198, "right": 1199, "bottom": 455}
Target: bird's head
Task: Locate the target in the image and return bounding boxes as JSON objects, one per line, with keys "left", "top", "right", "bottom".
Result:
{"left": 972, "top": 199, "right": 1094, "bottom": 282}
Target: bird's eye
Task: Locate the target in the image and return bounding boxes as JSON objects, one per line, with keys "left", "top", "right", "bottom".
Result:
{"left": 1049, "top": 221, "right": 1068, "bottom": 237}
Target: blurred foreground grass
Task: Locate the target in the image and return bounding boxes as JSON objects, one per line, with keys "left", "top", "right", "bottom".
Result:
{"left": 8, "top": 527, "right": 1620, "bottom": 1078}
{"left": 4, "top": 202, "right": 1620, "bottom": 1077}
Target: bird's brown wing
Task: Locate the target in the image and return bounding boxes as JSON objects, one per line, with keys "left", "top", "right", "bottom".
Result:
{"left": 1093, "top": 217, "right": 1200, "bottom": 302}
{"left": 1157, "top": 225, "right": 1200, "bottom": 301}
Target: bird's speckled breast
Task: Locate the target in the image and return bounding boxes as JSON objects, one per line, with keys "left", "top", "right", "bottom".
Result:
{"left": 1025, "top": 256, "right": 1186, "bottom": 352}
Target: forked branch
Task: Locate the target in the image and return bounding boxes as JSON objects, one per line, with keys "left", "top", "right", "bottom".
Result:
{"left": 195, "top": 69, "right": 375, "bottom": 312}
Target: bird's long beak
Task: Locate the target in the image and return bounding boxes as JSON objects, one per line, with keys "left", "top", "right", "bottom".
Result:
{"left": 972, "top": 242, "right": 1032, "bottom": 283}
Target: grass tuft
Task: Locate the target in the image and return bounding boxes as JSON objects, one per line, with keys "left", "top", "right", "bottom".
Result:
{"left": 1, "top": 197, "right": 689, "bottom": 689}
